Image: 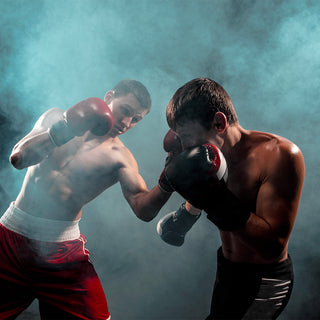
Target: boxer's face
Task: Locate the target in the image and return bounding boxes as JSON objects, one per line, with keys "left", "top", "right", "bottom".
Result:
{"left": 175, "top": 121, "right": 213, "bottom": 150}
{"left": 175, "top": 112, "right": 227, "bottom": 149}
{"left": 106, "top": 92, "right": 149, "bottom": 137}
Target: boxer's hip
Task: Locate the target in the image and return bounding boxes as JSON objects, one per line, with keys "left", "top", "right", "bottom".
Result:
{"left": 0, "top": 202, "right": 80, "bottom": 242}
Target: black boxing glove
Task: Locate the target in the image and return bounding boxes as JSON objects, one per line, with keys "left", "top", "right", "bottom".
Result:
{"left": 156, "top": 203, "right": 201, "bottom": 246}
{"left": 204, "top": 183, "right": 251, "bottom": 231}
{"left": 162, "top": 143, "right": 250, "bottom": 230}
{"left": 160, "top": 143, "right": 227, "bottom": 200}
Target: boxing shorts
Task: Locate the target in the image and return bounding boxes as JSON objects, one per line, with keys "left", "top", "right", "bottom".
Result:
{"left": 206, "top": 247, "right": 293, "bottom": 320}
{"left": 0, "top": 203, "right": 110, "bottom": 319}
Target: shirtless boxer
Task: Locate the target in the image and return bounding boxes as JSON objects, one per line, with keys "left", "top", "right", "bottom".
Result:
{"left": 157, "top": 78, "right": 305, "bottom": 319}
{"left": 0, "top": 79, "right": 170, "bottom": 319}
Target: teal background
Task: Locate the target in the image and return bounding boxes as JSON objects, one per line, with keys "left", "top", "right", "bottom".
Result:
{"left": 0, "top": 0, "right": 319, "bottom": 319}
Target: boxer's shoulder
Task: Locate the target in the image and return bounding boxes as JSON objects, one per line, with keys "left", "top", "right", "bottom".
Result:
{"left": 262, "top": 133, "right": 302, "bottom": 163}
{"left": 33, "top": 107, "right": 64, "bottom": 130}
{"left": 247, "top": 130, "right": 301, "bottom": 156}
{"left": 247, "top": 131, "right": 304, "bottom": 180}
{"left": 268, "top": 137, "right": 304, "bottom": 180}
{"left": 100, "top": 137, "right": 137, "bottom": 170}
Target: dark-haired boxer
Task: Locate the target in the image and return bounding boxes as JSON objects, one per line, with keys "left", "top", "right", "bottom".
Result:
{"left": 157, "top": 78, "right": 305, "bottom": 319}
{"left": 0, "top": 79, "right": 171, "bottom": 319}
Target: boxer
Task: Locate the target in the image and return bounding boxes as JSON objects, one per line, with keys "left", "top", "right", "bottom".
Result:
{"left": 0, "top": 79, "right": 171, "bottom": 319}
{"left": 157, "top": 133, "right": 229, "bottom": 246}
{"left": 155, "top": 78, "right": 305, "bottom": 319}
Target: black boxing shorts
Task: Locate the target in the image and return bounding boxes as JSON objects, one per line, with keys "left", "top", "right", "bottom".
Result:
{"left": 206, "top": 247, "right": 293, "bottom": 320}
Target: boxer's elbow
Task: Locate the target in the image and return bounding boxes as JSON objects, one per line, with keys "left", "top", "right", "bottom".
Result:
{"left": 261, "top": 241, "right": 285, "bottom": 260}
{"left": 133, "top": 205, "right": 158, "bottom": 222}
{"left": 273, "top": 235, "right": 288, "bottom": 258}
{"left": 138, "top": 214, "right": 154, "bottom": 222}
{"left": 9, "top": 151, "right": 25, "bottom": 170}
{"left": 256, "top": 233, "right": 288, "bottom": 261}
{"left": 127, "top": 192, "right": 153, "bottom": 222}
{"left": 135, "top": 208, "right": 157, "bottom": 222}
{"left": 268, "top": 224, "right": 291, "bottom": 259}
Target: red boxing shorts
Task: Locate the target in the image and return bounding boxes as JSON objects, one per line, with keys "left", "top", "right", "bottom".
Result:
{"left": 0, "top": 223, "right": 110, "bottom": 319}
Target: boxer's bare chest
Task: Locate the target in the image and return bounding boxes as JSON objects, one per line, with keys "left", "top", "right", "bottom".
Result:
{"left": 31, "top": 136, "right": 126, "bottom": 203}
{"left": 16, "top": 135, "right": 130, "bottom": 219}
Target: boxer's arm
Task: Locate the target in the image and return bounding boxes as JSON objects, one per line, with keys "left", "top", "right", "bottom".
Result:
{"left": 157, "top": 202, "right": 202, "bottom": 246}
{"left": 10, "top": 108, "right": 64, "bottom": 169}
{"left": 232, "top": 142, "right": 305, "bottom": 260}
{"left": 118, "top": 149, "right": 171, "bottom": 222}
{"left": 10, "top": 98, "right": 113, "bottom": 169}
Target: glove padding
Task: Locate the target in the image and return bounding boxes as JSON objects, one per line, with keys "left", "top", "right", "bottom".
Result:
{"left": 158, "top": 130, "right": 183, "bottom": 193}
{"left": 162, "top": 144, "right": 250, "bottom": 231}
{"left": 157, "top": 203, "right": 201, "bottom": 246}
{"left": 160, "top": 143, "right": 228, "bottom": 197}
{"left": 163, "top": 129, "right": 182, "bottom": 155}
{"left": 48, "top": 97, "right": 113, "bottom": 146}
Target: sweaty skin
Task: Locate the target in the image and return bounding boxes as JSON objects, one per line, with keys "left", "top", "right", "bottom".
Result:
{"left": 11, "top": 93, "right": 169, "bottom": 222}
{"left": 175, "top": 120, "right": 305, "bottom": 264}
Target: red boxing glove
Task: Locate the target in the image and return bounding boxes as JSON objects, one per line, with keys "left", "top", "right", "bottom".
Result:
{"left": 163, "top": 129, "right": 182, "bottom": 155}
{"left": 159, "top": 129, "right": 183, "bottom": 193}
{"left": 48, "top": 97, "right": 114, "bottom": 146}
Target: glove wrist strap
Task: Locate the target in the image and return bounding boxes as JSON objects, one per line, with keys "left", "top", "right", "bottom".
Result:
{"left": 48, "top": 116, "right": 74, "bottom": 147}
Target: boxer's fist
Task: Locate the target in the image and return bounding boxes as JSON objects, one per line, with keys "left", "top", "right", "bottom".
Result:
{"left": 168, "top": 143, "right": 228, "bottom": 185}
{"left": 49, "top": 98, "right": 113, "bottom": 146}
{"left": 163, "top": 129, "right": 182, "bottom": 155}
{"left": 65, "top": 98, "right": 113, "bottom": 136}
{"left": 161, "top": 143, "right": 250, "bottom": 231}
{"left": 157, "top": 203, "right": 201, "bottom": 246}
{"left": 158, "top": 130, "right": 183, "bottom": 193}
{"left": 159, "top": 143, "right": 228, "bottom": 200}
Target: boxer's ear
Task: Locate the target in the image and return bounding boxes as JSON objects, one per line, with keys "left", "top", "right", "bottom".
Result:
{"left": 213, "top": 112, "right": 227, "bottom": 133}
{"left": 104, "top": 90, "right": 115, "bottom": 104}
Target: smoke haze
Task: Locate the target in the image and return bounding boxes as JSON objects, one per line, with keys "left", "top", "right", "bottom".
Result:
{"left": 0, "top": 0, "right": 319, "bottom": 319}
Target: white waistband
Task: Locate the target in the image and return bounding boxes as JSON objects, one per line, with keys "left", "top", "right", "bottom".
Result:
{"left": 0, "top": 202, "right": 80, "bottom": 242}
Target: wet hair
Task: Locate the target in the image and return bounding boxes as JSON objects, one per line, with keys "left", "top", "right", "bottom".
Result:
{"left": 112, "top": 79, "right": 152, "bottom": 112}
{"left": 166, "top": 78, "right": 238, "bottom": 131}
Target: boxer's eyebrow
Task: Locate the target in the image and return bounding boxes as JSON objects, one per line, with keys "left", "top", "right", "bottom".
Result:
{"left": 123, "top": 104, "right": 145, "bottom": 118}
{"left": 120, "top": 104, "right": 134, "bottom": 116}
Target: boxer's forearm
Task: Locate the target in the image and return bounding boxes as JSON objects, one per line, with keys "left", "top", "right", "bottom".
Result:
{"left": 10, "top": 131, "right": 55, "bottom": 169}
{"left": 130, "top": 185, "right": 172, "bottom": 222}
{"left": 231, "top": 213, "right": 286, "bottom": 260}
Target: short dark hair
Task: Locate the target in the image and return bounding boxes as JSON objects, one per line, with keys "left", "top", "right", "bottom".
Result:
{"left": 166, "top": 78, "right": 238, "bottom": 131}
{"left": 113, "top": 79, "right": 151, "bottom": 111}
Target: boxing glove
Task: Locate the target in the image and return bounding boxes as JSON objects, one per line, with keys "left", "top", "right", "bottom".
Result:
{"left": 158, "top": 129, "right": 183, "bottom": 193}
{"left": 157, "top": 203, "right": 201, "bottom": 246}
{"left": 159, "top": 143, "right": 227, "bottom": 194}
{"left": 48, "top": 97, "right": 114, "bottom": 146}
{"left": 160, "top": 143, "right": 250, "bottom": 230}
{"left": 163, "top": 129, "right": 182, "bottom": 155}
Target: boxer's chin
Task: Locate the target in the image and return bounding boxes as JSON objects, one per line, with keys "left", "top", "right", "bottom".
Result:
{"left": 108, "top": 128, "right": 119, "bottom": 138}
